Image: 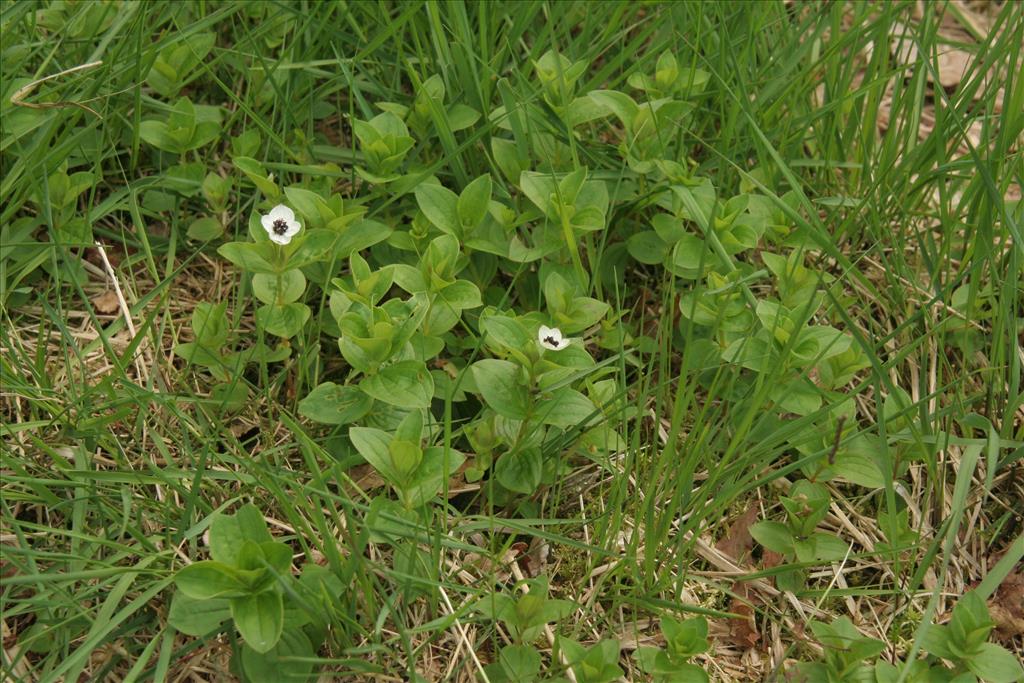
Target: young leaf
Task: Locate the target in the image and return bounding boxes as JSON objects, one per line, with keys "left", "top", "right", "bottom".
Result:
{"left": 495, "top": 448, "right": 543, "bottom": 494}
{"left": 415, "top": 182, "right": 460, "bottom": 236}
{"left": 749, "top": 521, "right": 794, "bottom": 555}
{"left": 299, "top": 382, "right": 373, "bottom": 425}
{"left": 471, "top": 359, "right": 530, "bottom": 420}
{"left": 457, "top": 174, "right": 492, "bottom": 230}
{"left": 359, "top": 360, "right": 435, "bottom": 409}
{"left": 167, "top": 593, "right": 230, "bottom": 636}
{"left": 240, "top": 630, "right": 316, "bottom": 683}
{"left": 175, "top": 561, "right": 251, "bottom": 600}
{"left": 230, "top": 590, "right": 284, "bottom": 654}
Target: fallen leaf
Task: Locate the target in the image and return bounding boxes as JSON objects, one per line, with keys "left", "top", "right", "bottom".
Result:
{"left": 725, "top": 580, "right": 762, "bottom": 648}
{"left": 91, "top": 289, "right": 120, "bottom": 314}
{"left": 716, "top": 504, "right": 760, "bottom": 565}
{"left": 988, "top": 572, "right": 1024, "bottom": 639}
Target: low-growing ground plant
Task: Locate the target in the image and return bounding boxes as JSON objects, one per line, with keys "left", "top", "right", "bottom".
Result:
{"left": 2, "top": 1, "right": 1022, "bottom": 682}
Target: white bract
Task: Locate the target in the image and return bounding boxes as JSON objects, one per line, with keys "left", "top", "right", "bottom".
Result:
{"left": 538, "top": 325, "right": 569, "bottom": 351}
{"left": 260, "top": 204, "right": 301, "bottom": 245}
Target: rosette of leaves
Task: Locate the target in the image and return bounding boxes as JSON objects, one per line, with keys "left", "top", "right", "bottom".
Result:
{"left": 511, "top": 167, "right": 608, "bottom": 269}
{"left": 169, "top": 505, "right": 343, "bottom": 683}
{"left": 788, "top": 617, "right": 885, "bottom": 683}
{"left": 627, "top": 49, "right": 709, "bottom": 100}
{"left": 479, "top": 576, "right": 575, "bottom": 644}
{"left": 391, "top": 233, "right": 483, "bottom": 337}
{"left": 555, "top": 638, "right": 623, "bottom": 683}
{"left": 542, "top": 270, "right": 610, "bottom": 334}
{"left": 749, "top": 479, "right": 848, "bottom": 591}
{"left": 722, "top": 297, "right": 854, "bottom": 415}
{"left": 633, "top": 616, "right": 711, "bottom": 683}
{"left": 280, "top": 185, "right": 391, "bottom": 283}
{"left": 139, "top": 96, "right": 222, "bottom": 155}
{"left": 627, "top": 211, "right": 714, "bottom": 280}
{"left": 377, "top": 73, "right": 481, "bottom": 140}
{"left": 352, "top": 111, "right": 415, "bottom": 183}
{"left": 28, "top": 164, "right": 95, "bottom": 247}
{"left": 145, "top": 32, "right": 215, "bottom": 98}
{"left": 349, "top": 410, "right": 464, "bottom": 510}
{"left": 469, "top": 312, "right": 608, "bottom": 494}
{"left": 587, "top": 89, "right": 691, "bottom": 173}
{"left": 788, "top": 403, "right": 888, "bottom": 490}
{"left": 532, "top": 50, "right": 589, "bottom": 113}
{"left": 300, "top": 253, "right": 442, "bottom": 426}
{"left": 414, "top": 173, "right": 515, "bottom": 258}
{"left": 173, "top": 301, "right": 286, "bottom": 408}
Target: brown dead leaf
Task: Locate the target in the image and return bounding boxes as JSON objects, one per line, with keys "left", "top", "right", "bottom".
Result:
{"left": 988, "top": 572, "right": 1024, "bottom": 639}
{"left": 726, "top": 581, "right": 762, "bottom": 648}
{"left": 716, "top": 504, "right": 760, "bottom": 565}
{"left": 937, "top": 47, "right": 973, "bottom": 88}
{"left": 763, "top": 549, "right": 785, "bottom": 569}
{"left": 91, "top": 289, "right": 120, "bottom": 314}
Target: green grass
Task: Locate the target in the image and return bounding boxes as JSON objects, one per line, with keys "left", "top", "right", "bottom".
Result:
{"left": 1, "top": 1, "right": 1022, "bottom": 681}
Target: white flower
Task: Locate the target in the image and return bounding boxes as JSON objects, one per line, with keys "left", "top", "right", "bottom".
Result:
{"left": 538, "top": 325, "right": 569, "bottom": 351}
{"left": 260, "top": 204, "right": 301, "bottom": 245}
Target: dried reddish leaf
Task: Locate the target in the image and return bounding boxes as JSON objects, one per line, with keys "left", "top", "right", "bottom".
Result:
{"left": 989, "top": 572, "right": 1024, "bottom": 639}
{"left": 725, "top": 580, "right": 762, "bottom": 648}
{"left": 716, "top": 504, "right": 760, "bottom": 565}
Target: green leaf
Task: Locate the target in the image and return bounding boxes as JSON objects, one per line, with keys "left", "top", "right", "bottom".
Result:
{"left": 288, "top": 229, "right": 336, "bottom": 267}
{"left": 234, "top": 156, "right": 280, "bottom": 199}
{"left": 471, "top": 359, "right": 530, "bottom": 420}
{"left": 217, "top": 242, "right": 278, "bottom": 274}
{"left": 749, "top": 521, "right": 794, "bottom": 555}
{"left": 499, "top": 645, "right": 542, "bottom": 681}
{"left": 191, "top": 301, "right": 229, "bottom": 347}
{"left": 415, "top": 182, "right": 460, "bottom": 235}
{"left": 252, "top": 269, "right": 306, "bottom": 305}
{"left": 481, "top": 314, "right": 532, "bottom": 350}
{"left": 495, "top": 448, "right": 542, "bottom": 494}
{"left": 402, "top": 446, "right": 465, "bottom": 508}
{"left": 360, "top": 360, "right": 435, "bottom": 409}
{"left": 832, "top": 452, "right": 885, "bottom": 489}
{"left": 187, "top": 217, "right": 224, "bottom": 241}
{"left": 811, "top": 533, "right": 849, "bottom": 562}
{"left": 627, "top": 231, "right": 670, "bottom": 265}
{"left": 965, "top": 642, "right": 1024, "bottom": 683}
{"left": 255, "top": 302, "right": 310, "bottom": 338}
{"left": 174, "top": 561, "right": 250, "bottom": 599}
{"left": 299, "top": 382, "right": 373, "bottom": 425}
{"left": 240, "top": 630, "right": 315, "bottom": 683}
{"left": 438, "top": 279, "right": 482, "bottom": 310}
{"left": 537, "top": 388, "right": 597, "bottom": 428}
{"left": 283, "top": 186, "right": 327, "bottom": 227}
{"left": 588, "top": 90, "right": 640, "bottom": 128}
{"left": 210, "top": 504, "right": 274, "bottom": 565}
{"left": 167, "top": 593, "right": 230, "bottom": 636}
{"left": 457, "top": 174, "right": 493, "bottom": 231}
{"left": 230, "top": 590, "right": 284, "bottom": 654}
{"left": 350, "top": 427, "right": 400, "bottom": 484}
{"left": 668, "top": 234, "right": 708, "bottom": 278}
{"left": 333, "top": 218, "right": 392, "bottom": 257}
{"left": 446, "top": 103, "right": 481, "bottom": 131}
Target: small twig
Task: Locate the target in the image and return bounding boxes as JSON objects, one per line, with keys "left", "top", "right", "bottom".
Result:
{"left": 10, "top": 60, "right": 104, "bottom": 118}
{"left": 827, "top": 416, "right": 847, "bottom": 466}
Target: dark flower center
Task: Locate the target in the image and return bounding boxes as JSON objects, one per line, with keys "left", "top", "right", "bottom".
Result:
{"left": 543, "top": 336, "right": 558, "bottom": 346}
{"left": 271, "top": 218, "right": 289, "bottom": 235}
